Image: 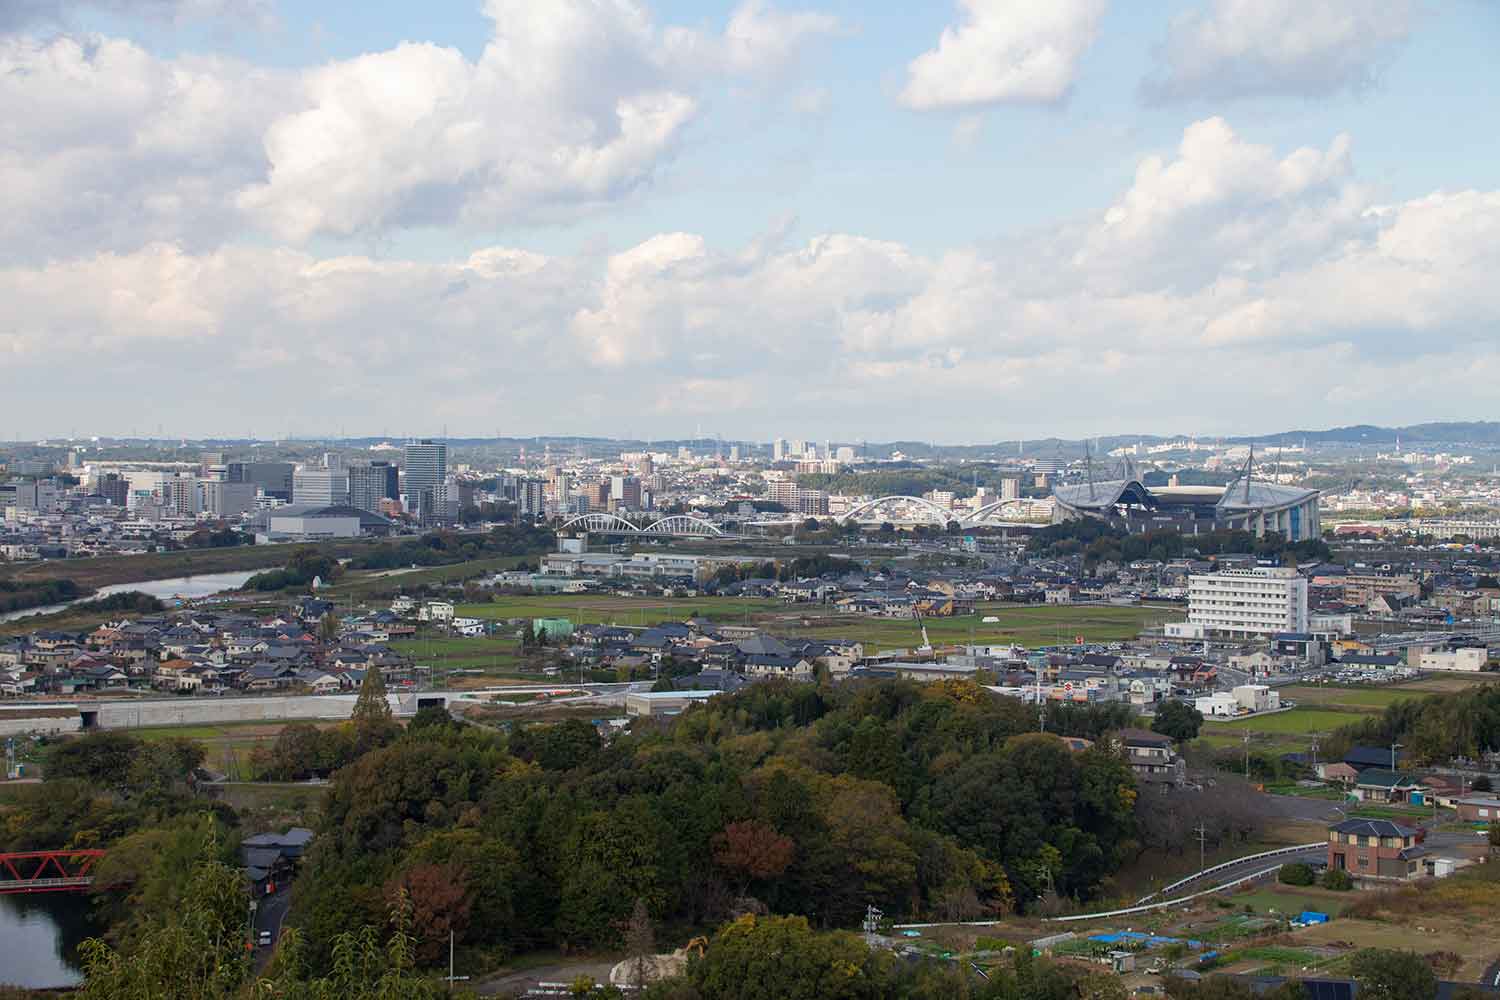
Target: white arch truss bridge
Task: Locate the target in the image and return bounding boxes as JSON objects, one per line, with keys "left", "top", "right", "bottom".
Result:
{"left": 557, "top": 513, "right": 725, "bottom": 537}
{"left": 835, "top": 496, "right": 1044, "bottom": 529}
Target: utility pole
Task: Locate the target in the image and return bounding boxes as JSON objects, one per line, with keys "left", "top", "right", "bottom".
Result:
{"left": 1243, "top": 731, "right": 1254, "bottom": 779}
{"left": 1195, "top": 822, "right": 1208, "bottom": 874}
{"left": 1391, "top": 741, "right": 1403, "bottom": 772}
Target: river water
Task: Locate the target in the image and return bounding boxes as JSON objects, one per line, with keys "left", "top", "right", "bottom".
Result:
{"left": 0, "top": 570, "right": 259, "bottom": 624}
{"left": 0, "top": 892, "right": 101, "bottom": 988}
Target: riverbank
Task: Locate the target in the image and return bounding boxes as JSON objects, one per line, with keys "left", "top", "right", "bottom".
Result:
{"left": 0, "top": 536, "right": 407, "bottom": 592}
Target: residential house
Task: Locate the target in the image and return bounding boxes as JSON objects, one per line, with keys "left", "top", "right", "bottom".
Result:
{"left": 1326, "top": 818, "right": 1425, "bottom": 882}
{"left": 1352, "top": 768, "right": 1425, "bottom": 805}
{"left": 1115, "top": 728, "right": 1186, "bottom": 786}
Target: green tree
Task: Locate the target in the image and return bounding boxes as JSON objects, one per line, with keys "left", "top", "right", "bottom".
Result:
{"left": 351, "top": 667, "right": 398, "bottom": 753}
{"left": 1278, "top": 863, "right": 1315, "bottom": 886}
{"left": 690, "top": 914, "right": 894, "bottom": 1000}
{"left": 1349, "top": 948, "right": 1439, "bottom": 1000}
{"left": 319, "top": 612, "right": 341, "bottom": 644}
{"left": 76, "top": 830, "right": 249, "bottom": 1000}
{"left": 1151, "top": 701, "right": 1204, "bottom": 742}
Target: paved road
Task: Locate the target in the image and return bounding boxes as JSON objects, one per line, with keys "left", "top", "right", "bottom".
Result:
{"left": 252, "top": 883, "right": 291, "bottom": 972}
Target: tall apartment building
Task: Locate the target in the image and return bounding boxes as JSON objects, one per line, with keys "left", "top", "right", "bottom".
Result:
{"left": 167, "top": 475, "right": 202, "bottom": 516}
{"left": 349, "top": 462, "right": 400, "bottom": 514}
{"left": 292, "top": 466, "right": 350, "bottom": 507}
{"left": 610, "top": 476, "right": 642, "bottom": 511}
{"left": 403, "top": 440, "right": 447, "bottom": 520}
{"left": 767, "top": 480, "right": 829, "bottom": 516}
{"left": 227, "top": 462, "right": 294, "bottom": 501}
{"left": 96, "top": 473, "right": 128, "bottom": 508}
{"left": 1000, "top": 477, "right": 1021, "bottom": 500}
{"left": 1188, "top": 566, "right": 1309, "bottom": 637}
{"left": 772, "top": 438, "right": 786, "bottom": 462}
{"left": 517, "top": 479, "right": 546, "bottom": 519}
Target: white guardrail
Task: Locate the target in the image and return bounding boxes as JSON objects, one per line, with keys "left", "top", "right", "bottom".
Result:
{"left": 1135, "top": 843, "right": 1325, "bottom": 904}
{"left": 892, "top": 858, "right": 1306, "bottom": 932}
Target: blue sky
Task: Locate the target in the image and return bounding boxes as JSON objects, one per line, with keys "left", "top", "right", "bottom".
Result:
{"left": 3, "top": 0, "right": 1499, "bottom": 441}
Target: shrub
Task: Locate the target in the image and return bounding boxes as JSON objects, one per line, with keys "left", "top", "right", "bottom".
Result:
{"left": 1321, "top": 868, "right": 1354, "bottom": 891}
{"left": 1278, "top": 863, "right": 1315, "bottom": 886}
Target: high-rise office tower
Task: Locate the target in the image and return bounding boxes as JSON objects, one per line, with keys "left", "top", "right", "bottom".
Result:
{"left": 349, "top": 461, "right": 400, "bottom": 513}
{"left": 292, "top": 466, "right": 350, "bottom": 506}
{"left": 403, "top": 440, "right": 447, "bottom": 517}
{"left": 772, "top": 438, "right": 786, "bottom": 462}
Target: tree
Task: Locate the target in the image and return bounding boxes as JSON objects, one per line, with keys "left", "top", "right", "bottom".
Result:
{"left": 385, "top": 862, "right": 473, "bottom": 965}
{"left": 76, "top": 831, "right": 249, "bottom": 1000}
{"left": 712, "top": 821, "right": 795, "bottom": 895}
{"left": 351, "top": 667, "right": 398, "bottom": 753}
{"left": 1321, "top": 868, "right": 1353, "bottom": 891}
{"left": 1349, "top": 948, "right": 1439, "bottom": 1000}
{"left": 623, "top": 898, "right": 656, "bottom": 991}
{"left": 319, "top": 611, "right": 341, "bottom": 644}
{"left": 1473, "top": 775, "right": 1493, "bottom": 793}
{"left": 690, "top": 914, "right": 894, "bottom": 1000}
{"left": 1278, "top": 863, "right": 1314, "bottom": 886}
{"left": 1152, "top": 701, "right": 1204, "bottom": 742}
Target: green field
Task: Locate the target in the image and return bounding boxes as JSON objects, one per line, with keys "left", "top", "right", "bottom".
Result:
{"left": 1204, "top": 708, "right": 1361, "bottom": 737}
{"left": 449, "top": 597, "right": 1170, "bottom": 652}
{"left": 455, "top": 596, "right": 786, "bottom": 627}
{"left": 779, "top": 603, "right": 1174, "bottom": 651}
{"left": 1279, "top": 686, "right": 1415, "bottom": 711}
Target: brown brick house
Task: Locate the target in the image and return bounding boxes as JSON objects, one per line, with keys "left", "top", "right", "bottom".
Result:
{"left": 1327, "top": 818, "right": 1424, "bottom": 882}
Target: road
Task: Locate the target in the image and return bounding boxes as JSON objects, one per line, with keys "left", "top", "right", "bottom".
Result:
{"left": 252, "top": 882, "right": 291, "bottom": 972}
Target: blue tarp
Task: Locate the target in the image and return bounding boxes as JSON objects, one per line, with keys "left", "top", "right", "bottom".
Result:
{"left": 1297, "top": 911, "right": 1330, "bottom": 924}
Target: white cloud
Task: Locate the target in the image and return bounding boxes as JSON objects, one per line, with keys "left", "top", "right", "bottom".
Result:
{"left": 0, "top": 34, "right": 289, "bottom": 261}
{"left": 5, "top": 121, "right": 1500, "bottom": 438}
{"left": 0, "top": 0, "right": 840, "bottom": 253}
{"left": 1142, "top": 0, "right": 1417, "bottom": 103}
{"left": 0, "top": 0, "right": 274, "bottom": 32}
{"left": 899, "top": 0, "right": 1107, "bottom": 111}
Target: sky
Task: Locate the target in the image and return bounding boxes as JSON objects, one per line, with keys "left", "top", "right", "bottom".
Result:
{"left": 3, "top": 0, "right": 1499, "bottom": 444}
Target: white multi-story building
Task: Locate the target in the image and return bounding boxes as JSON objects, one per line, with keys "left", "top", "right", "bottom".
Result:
{"left": 1188, "top": 566, "right": 1308, "bottom": 637}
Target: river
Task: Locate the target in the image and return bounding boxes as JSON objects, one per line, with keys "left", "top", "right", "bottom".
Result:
{"left": 0, "top": 570, "right": 259, "bottom": 624}
{"left": 0, "top": 892, "right": 101, "bottom": 988}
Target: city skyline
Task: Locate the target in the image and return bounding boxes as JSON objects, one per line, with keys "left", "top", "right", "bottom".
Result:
{"left": 4, "top": 1, "right": 1499, "bottom": 439}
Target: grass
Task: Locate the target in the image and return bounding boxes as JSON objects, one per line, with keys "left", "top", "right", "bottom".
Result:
{"left": 455, "top": 596, "right": 786, "bottom": 626}
{"left": 451, "top": 596, "right": 1170, "bottom": 653}
{"left": 1279, "top": 686, "right": 1415, "bottom": 711}
{"left": 0, "top": 536, "right": 406, "bottom": 591}
{"left": 1231, "top": 886, "right": 1351, "bottom": 918}
{"left": 1203, "top": 708, "right": 1364, "bottom": 739}
{"left": 775, "top": 603, "right": 1173, "bottom": 652}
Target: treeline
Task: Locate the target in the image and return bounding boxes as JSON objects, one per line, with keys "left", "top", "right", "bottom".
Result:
{"left": 0, "top": 576, "right": 86, "bottom": 613}
{"left": 244, "top": 547, "right": 345, "bottom": 592}
{"left": 348, "top": 525, "right": 554, "bottom": 571}
{"left": 1323, "top": 683, "right": 1500, "bottom": 765}
{"left": 291, "top": 678, "right": 1138, "bottom": 975}
{"left": 1028, "top": 521, "right": 1331, "bottom": 565}
{"left": 72, "top": 590, "right": 166, "bottom": 613}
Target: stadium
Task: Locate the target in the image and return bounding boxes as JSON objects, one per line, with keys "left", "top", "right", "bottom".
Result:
{"left": 1051, "top": 464, "right": 1321, "bottom": 541}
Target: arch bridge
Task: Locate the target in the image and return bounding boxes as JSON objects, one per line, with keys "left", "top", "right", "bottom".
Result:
{"left": 834, "top": 496, "right": 1044, "bottom": 529}
{"left": 557, "top": 513, "right": 724, "bottom": 537}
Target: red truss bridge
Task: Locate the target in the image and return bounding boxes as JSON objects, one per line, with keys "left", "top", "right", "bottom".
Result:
{"left": 0, "top": 850, "right": 106, "bottom": 894}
